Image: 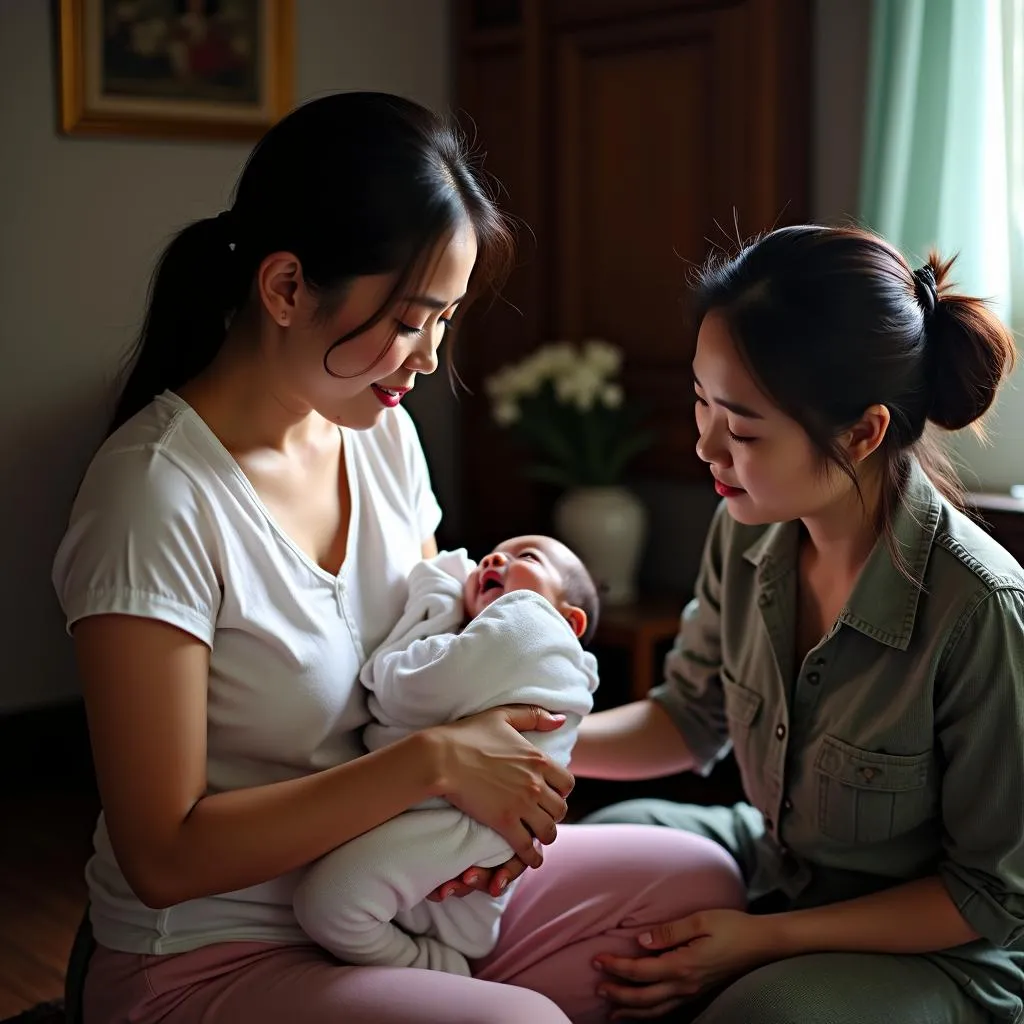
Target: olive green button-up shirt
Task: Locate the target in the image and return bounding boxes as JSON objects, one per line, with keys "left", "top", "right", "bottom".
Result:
{"left": 650, "top": 461, "right": 1024, "bottom": 1021}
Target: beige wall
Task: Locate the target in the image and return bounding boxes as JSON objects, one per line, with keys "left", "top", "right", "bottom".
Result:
{"left": 0, "top": 0, "right": 453, "bottom": 713}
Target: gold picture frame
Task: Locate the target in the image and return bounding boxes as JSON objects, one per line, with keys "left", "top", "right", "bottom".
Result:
{"left": 58, "top": 0, "right": 294, "bottom": 141}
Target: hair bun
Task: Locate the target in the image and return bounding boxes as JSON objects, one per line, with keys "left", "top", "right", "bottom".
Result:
{"left": 922, "top": 254, "right": 1015, "bottom": 430}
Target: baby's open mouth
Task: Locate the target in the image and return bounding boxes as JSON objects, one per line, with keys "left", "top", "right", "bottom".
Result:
{"left": 480, "top": 569, "right": 504, "bottom": 594}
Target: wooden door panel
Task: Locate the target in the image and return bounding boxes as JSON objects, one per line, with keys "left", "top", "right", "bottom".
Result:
{"left": 554, "top": 28, "right": 714, "bottom": 343}
{"left": 453, "top": 0, "right": 810, "bottom": 548}
{"left": 455, "top": 31, "right": 552, "bottom": 543}
{"left": 552, "top": 7, "right": 755, "bottom": 475}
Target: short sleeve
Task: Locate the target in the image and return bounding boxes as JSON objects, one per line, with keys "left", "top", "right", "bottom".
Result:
{"left": 935, "top": 585, "right": 1024, "bottom": 947}
{"left": 648, "top": 501, "right": 732, "bottom": 775}
{"left": 393, "top": 406, "right": 443, "bottom": 541}
{"left": 52, "top": 445, "right": 222, "bottom": 647}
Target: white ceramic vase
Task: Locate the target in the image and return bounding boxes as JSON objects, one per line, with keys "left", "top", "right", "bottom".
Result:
{"left": 553, "top": 486, "right": 648, "bottom": 606}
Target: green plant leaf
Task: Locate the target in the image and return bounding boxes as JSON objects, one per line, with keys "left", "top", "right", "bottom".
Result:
{"left": 521, "top": 463, "right": 580, "bottom": 488}
{"left": 606, "top": 429, "right": 656, "bottom": 479}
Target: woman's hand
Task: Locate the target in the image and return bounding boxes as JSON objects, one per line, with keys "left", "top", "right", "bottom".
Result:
{"left": 427, "top": 704, "right": 573, "bottom": 883}
{"left": 425, "top": 855, "right": 529, "bottom": 902}
{"left": 593, "top": 909, "right": 777, "bottom": 1020}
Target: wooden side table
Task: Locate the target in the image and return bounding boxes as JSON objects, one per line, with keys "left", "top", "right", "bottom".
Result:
{"left": 593, "top": 594, "right": 685, "bottom": 701}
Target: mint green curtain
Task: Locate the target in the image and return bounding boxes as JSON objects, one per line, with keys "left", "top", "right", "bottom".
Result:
{"left": 860, "top": 0, "right": 1010, "bottom": 313}
{"left": 859, "top": 0, "right": 1023, "bottom": 488}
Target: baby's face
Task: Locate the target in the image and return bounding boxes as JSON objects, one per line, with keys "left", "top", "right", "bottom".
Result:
{"left": 464, "top": 535, "right": 580, "bottom": 619}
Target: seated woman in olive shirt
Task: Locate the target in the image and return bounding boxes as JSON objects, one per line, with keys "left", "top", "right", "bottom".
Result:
{"left": 576, "top": 226, "right": 1024, "bottom": 1024}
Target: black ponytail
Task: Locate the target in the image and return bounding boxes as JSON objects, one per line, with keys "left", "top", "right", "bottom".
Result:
{"left": 109, "top": 91, "right": 515, "bottom": 433}
{"left": 111, "top": 214, "right": 247, "bottom": 431}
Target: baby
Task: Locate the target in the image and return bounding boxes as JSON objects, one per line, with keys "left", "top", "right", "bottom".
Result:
{"left": 292, "top": 535, "right": 600, "bottom": 976}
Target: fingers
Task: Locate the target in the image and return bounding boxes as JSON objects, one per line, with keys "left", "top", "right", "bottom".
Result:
{"left": 522, "top": 801, "right": 559, "bottom": 846}
{"left": 427, "top": 864, "right": 497, "bottom": 902}
{"left": 538, "top": 785, "right": 569, "bottom": 825}
{"left": 597, "top": 979, "right": 695, "bottom": 1016}
{"left": 610, "top": 997, "right": 686, "bottom": 1021}
{"left": 598, "top": 978, "right": 688, "bottom": 1011}
{"left": 594, "top": 954, "right": 677, "bottom": 985}
{"left": 505, "top": 705, "right": 566, "bottom": 734}
{"left": 498, "top": 704, "right": 575, "bottom": 802}
{"left": 461, "top": 866, "right": 490, "bottom": 892}
{"left": 499, "top": 817, "right": 545, "bottom": 869}
{"left": 517, "top": 760, "right": 566, "bottom": 845}
{"left": 640, "top": 912, "right": 704, "bottom": 951}
{"left": 488, "top": 854, "right": 529, "bottom": 897}
{"left": 426, "top": 878, "right": 474, "bottom": 902}
{"left": 546, "top": 762, "right": 575, "bottom": 800}
{"left": 428, "top": 865, "right": 503, "bottom": 902}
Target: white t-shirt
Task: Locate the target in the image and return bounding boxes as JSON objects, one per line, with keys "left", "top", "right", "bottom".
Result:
{"left": 52, "top": 390, "right": 442, "bottom": 954}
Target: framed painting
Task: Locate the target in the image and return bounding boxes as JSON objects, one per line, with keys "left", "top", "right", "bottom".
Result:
{"left": 58, "top": 0, "right": 294, "bottom": 141}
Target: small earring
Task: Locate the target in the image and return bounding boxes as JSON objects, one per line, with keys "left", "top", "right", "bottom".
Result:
{"left": 279, "top": 315, "right": 289, "bottom": 326}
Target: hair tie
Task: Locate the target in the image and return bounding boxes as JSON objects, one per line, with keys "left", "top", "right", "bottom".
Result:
{"left": 913, "top": 264, "right": 937, "bottom": 318}
{"left": 216, "top": 209, "right": 237, "bottom": 252}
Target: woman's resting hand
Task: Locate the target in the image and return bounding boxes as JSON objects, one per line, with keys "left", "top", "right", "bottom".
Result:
{"left": 426, "top": 704, "right": 573, "bottom": 897}
{"left": 593, "top": 909, "right": 777, "bottom": 1019}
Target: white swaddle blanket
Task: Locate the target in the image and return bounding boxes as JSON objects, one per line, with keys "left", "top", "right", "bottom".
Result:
{"left": 292, "top": 549, "right": 599, "bottom": 975}
{"left": 362, "top": 548, "right": 597, "bottom": 761}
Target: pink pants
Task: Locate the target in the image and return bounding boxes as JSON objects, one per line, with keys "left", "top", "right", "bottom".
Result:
{"left": 84, "top": 824, "right": 745, "bottom": 1024}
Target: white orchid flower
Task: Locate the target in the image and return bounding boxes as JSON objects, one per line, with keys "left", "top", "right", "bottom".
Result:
{"left": 485, "top": 368, "right": 514, "bottom": 399}
{"left": 601, "top": 383, "right": 623, "bottom": 408}
{"left": 573, "top": 388, "right": 597, "bottom": 411}
{"left": 493, "top": 400, "right": 520, "bottom": 425}
{"left": 582, "top": 339, "right": 622, "bottom": 376}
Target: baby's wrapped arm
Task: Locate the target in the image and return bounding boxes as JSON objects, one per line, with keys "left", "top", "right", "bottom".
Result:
{"left": 367, "top": 591, "right": 598, "bottom": 733}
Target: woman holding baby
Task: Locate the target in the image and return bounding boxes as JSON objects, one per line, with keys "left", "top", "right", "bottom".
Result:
{"left": 53, "top": 91, "right": 741, "bottom": 1024}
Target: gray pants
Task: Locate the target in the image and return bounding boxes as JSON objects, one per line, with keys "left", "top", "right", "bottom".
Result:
{"left": 582, "top": 799, "right": 991, "bottom": 1024}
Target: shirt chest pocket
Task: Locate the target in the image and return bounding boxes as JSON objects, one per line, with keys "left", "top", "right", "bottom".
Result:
{"left": 721, "top": 674, "right": 763, "bottom": 731}
{"left": 814, "top": 735, "right": 934, "bottom": 845}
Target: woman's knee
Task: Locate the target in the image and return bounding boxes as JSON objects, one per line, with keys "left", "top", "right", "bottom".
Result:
{"left": 477, "top": 984, "right": 571, "bottom": 1023}
{"left": 694, "top": 961, "right": 820, "bottom": 1024}
{"left": 693, "top": 953, "right": 978, "bottom": 1024}
{"left": 560, "top": 824, "right": 745, "bottom": 920}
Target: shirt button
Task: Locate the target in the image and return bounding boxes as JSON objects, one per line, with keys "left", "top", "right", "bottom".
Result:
{"left": 806, "top": 671, "right": 820, "bottom": 685}
{"left": 783, "top": 797, "right": 793, "bottom": 811}
{"left": 775, "top": 723, "right": 786, "bottom": 740}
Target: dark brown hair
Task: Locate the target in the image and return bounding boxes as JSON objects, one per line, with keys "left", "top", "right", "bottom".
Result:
{"left": 564, "top": 560, "right": 600, "bottom": 648}
{"left": 110, "top": 91, "right": 514, "bottom": 432}
{"left": 693, "top": 224, "right": 1016, "bottom": 569}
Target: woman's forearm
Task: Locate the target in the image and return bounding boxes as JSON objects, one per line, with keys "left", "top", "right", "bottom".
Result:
{"left": 766, "top": 876, "right": 980, "bottom": 957}
{"left": 148, "top": 731, "right": 442, "bottom": 908}
{"left": 571, "top": 700, "right": 695, "bottom": 780}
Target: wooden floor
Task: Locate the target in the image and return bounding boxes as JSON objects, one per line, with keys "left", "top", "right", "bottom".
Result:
{"left": 0, "top": 704, "right": 97, "bottom": 1020}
